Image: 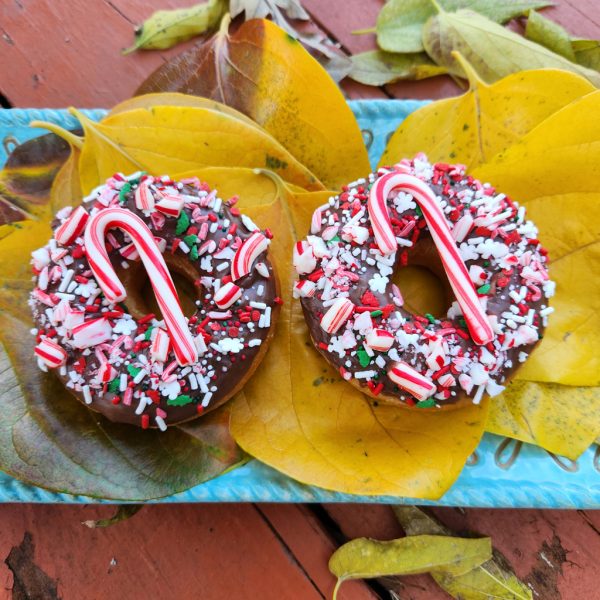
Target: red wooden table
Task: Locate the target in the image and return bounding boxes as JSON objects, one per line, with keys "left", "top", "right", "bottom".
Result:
{"left": 1, "top": 1, "right": 599, "bottom": 598}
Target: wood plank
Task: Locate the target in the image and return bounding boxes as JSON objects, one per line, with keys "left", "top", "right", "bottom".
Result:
{"left": 0, "top": 504, "right": 327, "bottom": 599}
{"left": 0, "top": 0, "right": 197, "bottom": 107}
{"left": 259, "top": 504, "right": 378, "bottom": 599}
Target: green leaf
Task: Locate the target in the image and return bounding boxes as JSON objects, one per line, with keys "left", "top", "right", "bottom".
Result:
{"left": 0, "top": 308, "right": 244, "bottom": 500}
{"left": 349, "top": 50, "right": 447, "bottom": 86}
{"left": 525, "top": 10, "right": 575, "bottom": 60}
{"left": 83, "top": 505, "right": 143, "bottom": 528}
{"left": 422, "top": 10, "right": 600, "bottom": 86}
{"left": 376, "top": 0, "right": 554, "bottom": 53}
{"left": 329, "top": 534, "right": 492, "bottom": 598}
{"left": 572, "top": 39, "right": 600, "bottom": 70}
{"left": 123, "top": 0, "right": 227, "bottom": 54}
{"left": 229, "top": 0, "right": 309, "bottom": 21}
{"left": 394, "top": 507, "right": 532, "bottom": 600}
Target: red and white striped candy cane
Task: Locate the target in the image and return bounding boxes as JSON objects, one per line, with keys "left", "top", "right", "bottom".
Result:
{"left": 55, "top": 206, "right": 89, "bottom": 246}
{"left": 214, "top": 281, "right": 242, "bottom": 309}
{"left": 231, "top": 232, "right": 270, "bottom": 281}
{"left": 368, "top": 172, "right": 494, "bottom": 345}
{"left": 388, "top": 361, "right": 436, "bottom": 402}
{"left": 84, "top": 207, "right": 198, "bottom": 366}
{"left": 320, "top": 297, "right": 355, "bottom": 334}
{"left": 34, "top": 338, "right": 67, "bottom": 368}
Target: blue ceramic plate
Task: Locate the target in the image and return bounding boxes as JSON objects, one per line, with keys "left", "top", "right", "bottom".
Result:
{"left": 0, "top": 101, "right": 598, "bottom": 507}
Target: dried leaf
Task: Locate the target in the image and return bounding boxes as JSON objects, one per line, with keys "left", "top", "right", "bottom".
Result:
{"left": 349, "top": 50, "right": 447, "bottom": 86}
{"left": 394, "top": 507, "right": 533, "bottom": 600}
{"left": 381, "top": 63, "right": 594, "bottom": 170}
{"left": 572, "top": 39, "right": 600, "bottom": 70}
{"left": 83, "top": 505, "right": 143, "bottom": 528}
{"left": 0, "top": 307, "right": 244, "bottom": 500}
{"left": 487, "top": 382, "right": 600, "bottom": 459}
{"left": 229, "top": 0, "right": 309, "bottom": 22}
{"left": 422, "top": 9, "right": 600, "bottom": 86}
{"left": 0, "top": 132, "right": 74, "bottom": 224}
{"left": 230, "top": 177, "right": 489, "bottom": 498}
{"left": 525, "top": 10, "right": 575, "bottom": 60}
{"left": 329, "top": 535, "right": 492, "bottom": 599}
{"left": 375, "top": 0, "right": 554, "bottom": 53}
{"left": 48, "top": 105, "right": 324, "bottom": 195}
{"left": 136, "top": 18, "right": 370, "bottom": 189}
{"left": 474, "top": 92, "right": 600, "bottom": 386}
{"left": 123, "top": 0, "right": 227, "bottom": 54}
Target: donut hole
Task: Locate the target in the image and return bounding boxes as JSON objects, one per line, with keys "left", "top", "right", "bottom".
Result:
{"left": 116, "top": 257, "right": 201, "bottom": 321}
{"left": 392, "top": 266, "right": 449, "bottom": 317}
{"left": 391, "top": 237, "right": 454, "bottom": 318}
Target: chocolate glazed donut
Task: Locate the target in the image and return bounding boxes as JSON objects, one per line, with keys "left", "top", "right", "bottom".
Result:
{"left": 30, "top": 173, "right": 279, "bottom": 429}
{"left": 293, "top": 155, "right": 554, "bottom": 410}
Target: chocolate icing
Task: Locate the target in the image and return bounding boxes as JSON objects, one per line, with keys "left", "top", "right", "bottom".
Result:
{"left": 296, "top": 158, "right": 554, "bottom": 408}
{"left": 30, "top": 174, "right": 278, "bottom": 428}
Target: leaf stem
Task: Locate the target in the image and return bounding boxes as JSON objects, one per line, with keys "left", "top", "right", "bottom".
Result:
{"left": 352, "top": 27, "right": 376, "bottom": 35}
{"left": 29, "top": 121, "right": 83, "bottom": 150}
{"left": 451, "top": 51, "right": 488, "bottom": 88}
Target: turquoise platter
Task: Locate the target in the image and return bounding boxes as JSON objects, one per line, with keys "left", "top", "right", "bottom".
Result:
{"left": 0, "top": 100, "right": 598, "bottom": 507}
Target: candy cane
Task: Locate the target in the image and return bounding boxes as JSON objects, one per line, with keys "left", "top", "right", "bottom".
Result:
{"left": 135, "top": 180, "right": 154, "bottom": 210}
{"left": 84, "top": 207, "right": 198, "bottom": 366}
{"left": 55, "top": 206, "right": 89, "bottom": 246}
{"left": 320, "top": 297, "right": 354, "bottom": 334}
{"left": 34, "top": 338, "right": 67, "bottom": 368}
{"left": 368, "top": 172, "right": 494, "bottom": 345}
{"left": 214, "top": 282, "right": 242, "bottom": 309}
{"left": 365, "top": 328, "right": 394, "bottom": 352}
{"left": 231, "top": 232, "right": 270, "bottom": 281}
{"left": 388, "top": 361, "right": 436, "bottom": 402}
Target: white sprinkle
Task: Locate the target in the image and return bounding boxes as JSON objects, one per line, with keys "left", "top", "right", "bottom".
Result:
{"left": 257, "top": 284, "right": 264, "bottom": 296}
{"left": 354, "top": 370, "right": 377, "bottom": 380}
{"left": 539, "top": 306, "right": 554, "bottom": 317}
{"left": 178, "top": 241, "right": 190, "bottom": 254}
{"left": 189, "top": 375, "right": 198, "bottom": 390}
{"left": 197, "top": 375, "right": 209, "bottom": 394}
{"left": 216, "top": 261, "right": 229, "bottom": 271}
{"left": 82, "top": 385, "right": 93, "bottom": 405}
{"left": 155, "top": 416, "right": 168, "bottom": 432}
{"left": 202, "top": 392, "right": 213, "bottom": 407}
{"left": 133, "top": 369, "right": 147, "bottom": 384}
{"left": 119, "top": 373, "right": 128, "bottom": 392}
{"left": 250, "top": 301, "right": 267, "bottom": 309}
{"left": 472, "top": 384, "right": 486, "bottom": 405}
{"left": 58, "top": 269, "right": 74, "bottom": 292}
{"left": 395, "top": 237, "right": 413, "bottom": 248}
{"left": 248, "top": 339, "right": 262, "bottom": 347}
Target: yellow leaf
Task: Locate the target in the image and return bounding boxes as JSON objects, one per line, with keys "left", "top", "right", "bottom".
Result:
{"left": 380, "top": 64, "right": 594, "bottom": 170}
{"left": 474, "top": 93, "right": 600, "bottom": 386}
{"left": 136, "top": 18, "right": 371, "bottom": 189}
{"left": 0, "top": 220, "right": 51, "bottom": 284}
{"left": 49, "top": 146, "right": 82, "bottom": 213}
{"left": 486, "top": 381, "right": 600, "bottom": 460}
{"left": 230, "top": 190, "right": 489, "bottom": 498}
{"left": 69, "top": 106, "right": 324, "bottom": 195}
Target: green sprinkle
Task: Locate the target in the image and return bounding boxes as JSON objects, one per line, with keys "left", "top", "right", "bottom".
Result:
{"left": 415, "top": 205, "right": 423, "bottom": 217}
{"left": 370, "top": 310, "right": 383, "bottom": 318}
{"left": 168, "top": 394, "right": 194, "bottom": 407}
{"left": 416, "top": 398, "right": 436, "bottom": 408}
{"left": 425, "top": 313, "right": 436, "bottom": 324}
{"left": 329, "top": 235, "right": 341, "bottom": 243}
{"left": 175, "top": 211, "right": 191, "bottom": 235}
{"left": 483, "top": 260, "right": 490, "bottom": 267}
{"left": 127, "top": 365, "right": 141, "bottom": 378}
{"left": 118, "top": 182, "right": 132, "bottom": 203}
{"left": 458, "top": 316, "right": 467, "bottom": 328}
{"left": 144, "top": 326, "right": 154, "bottom": 341}
{"left": 107, "top": 378, "right": 120, "bottom": 394}
{"left": 183, "top": 234, "right": 198, "bottom": 247}
{"left": 357, "top": 347, "right": 371, "bottom": 368}
{"left": 477, "top": 283, "right": 491, "bottom": 295}
{"left": 190, "top": 244, "right": 199, "bottom": 261}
